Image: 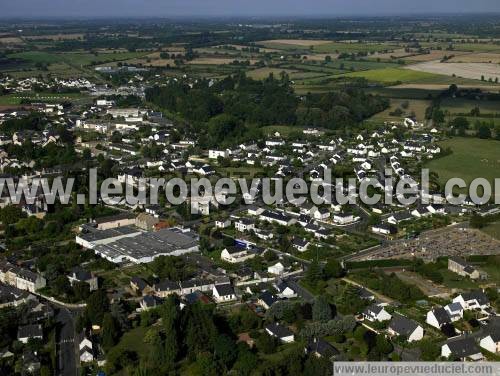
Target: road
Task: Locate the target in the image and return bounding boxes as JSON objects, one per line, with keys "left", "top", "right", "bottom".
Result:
{"left": 56, "top": 307, "right": 78, "bottom": 376}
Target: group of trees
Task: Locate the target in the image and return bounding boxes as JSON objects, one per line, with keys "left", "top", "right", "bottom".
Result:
{"left": 353, "top": 271, "right": 424, "bottom": 303}
{"left": 146, "top": 73, "right": 389, "bottom": 148}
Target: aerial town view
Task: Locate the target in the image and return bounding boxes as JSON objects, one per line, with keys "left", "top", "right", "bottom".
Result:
{"left": 2, "top": 0, "right": 500, "bottom": 375}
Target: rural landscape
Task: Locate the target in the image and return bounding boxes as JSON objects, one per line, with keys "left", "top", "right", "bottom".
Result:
{"left": 2, "top": 4, "right": 500, "bottom": 376}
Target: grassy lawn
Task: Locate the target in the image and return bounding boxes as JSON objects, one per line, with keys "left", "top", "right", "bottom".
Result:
{"left": 425, "top": 137, "right": 500, "bottom": 186}
{"left": 114, "top": 326, "right": 153, "bottom": 359}
{"left": 439, "top": 269, "right": 479, "bottom": 290}
{"left": 369, "top": 98, "right": 431, "bottom": 122}
{"left": 261, "top": 125, "right": 304, "bottom": 137}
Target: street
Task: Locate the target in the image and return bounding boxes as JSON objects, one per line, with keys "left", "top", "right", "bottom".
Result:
{"left": 56, "top": 307, "right": 78, "bottom": 376}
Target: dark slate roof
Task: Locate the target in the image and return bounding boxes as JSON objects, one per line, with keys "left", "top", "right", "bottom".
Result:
{"left": 445, "top": 337, "right": 481, "bottom": 358}
{"left": 306, "top": 338, "right": 339, "bottom": 357}
{"left": 259, "top": 291, "right": 278, "bottom": 307}
{"left": 432, "top": 307, "right": 452, "bottom": 326}
{"left": 17, "top": 324, "right": 42, "bottom": 339}
{"left": 265, "top": 322, "right": 293, "bottom": 338}
{"left": 461, "top": 290, "right": 489, "bottom": 305}
{"left": 154, "top": 279, "right": 179, "bottom": 292}
{"left": 70, "top": 267, "right": 92, "bottom": 281}
{"left": 389, "top": 314, "right": 420, "bottom": 336}
{"left": 292, "top": 237, "right": 309, "bottom": 247}
{"left": 214, "top": 283, "right": 235, "bottom": 297}
{"left": 142, "top": 295, "right": 162, "bottom": 307}
{"left": 131, "top": 277, "right": 148, "bottom": 291}
{"left": 364, "top": 304, "right": 383, "bottom": 315}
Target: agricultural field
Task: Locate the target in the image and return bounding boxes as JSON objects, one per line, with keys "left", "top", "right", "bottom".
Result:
{"left": 426, "top": 137, "right": 500, "bottom": 186}
{"left": 449, "top": 52, "right": 500, "bottom": 64}
{"left": 368, "top": 98, "right": 431, "bottom": 122}
{"left": 341, "top": 67, "right": 445, "bottom": 84}
{"left": 6, "top": 50, "right": 150, "bottom": 67}
{"left": 407, "top": 61, "right": 500, "bottom": 82}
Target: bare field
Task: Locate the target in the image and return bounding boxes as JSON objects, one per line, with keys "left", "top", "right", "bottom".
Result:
{"left": 259, "top": 39, "right": 332, "bottom": 47}
{"left": 301, "top": 53, "right": 339, "bottom": 61}
{"left": 247, "top": 67, "right": 297, "bottom": 80}
{"left": 406, "top": 61, "right": 500, "bottom": 81}
{"left": 0, "top": 37, "right": 24, "bottom": 44}
{"left": 448, "top": 52, "right": 500, "bottom": 64}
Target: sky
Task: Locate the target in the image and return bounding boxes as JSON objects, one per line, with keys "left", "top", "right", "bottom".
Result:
{"left": 2, "top": 0, "right": 500, "bottom": 19}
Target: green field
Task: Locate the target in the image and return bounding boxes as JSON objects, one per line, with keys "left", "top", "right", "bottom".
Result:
{"left": 426, "top": 137, "right": 500, "bottom": 185}
{"left": 341, "top": 67, "right": 444, "bottom": 84}
{"left": 441, "top": 98, "right": 500, "bottom": 115}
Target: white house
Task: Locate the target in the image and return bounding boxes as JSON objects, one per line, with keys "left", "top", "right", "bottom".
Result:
{"left": 235, "top": 218, "right": 255, "bottom": 233}
{"left": 265, "top": 322, "right": 294, "bottom": 343}
{"left": 362, "top": 304, "right": 392, "bottom": 322}
{"left": 480, "top": 329, "right": 500, "bottom": 354}
{"left": 442, "top": 337, "right": 484, "bottom": 361}
{"left": 444, "top": 302, "right": 464, "bottom": 322}
{"left": 426, "top": 307, "right": 451, "bottom": 329}
{"left": 220, "top": 247, "right": 256, "bottom": 264}
{"left": 212, "top": 284, "right": 237, "bottom": 303}
{"left": 274, "top": 281, "right": 298, "bottom": 299}
{"left": 387, "top": 314, "right": 424, "bottom": 342}
{"left": 453, "top": 290, "right": 490, "bottom": 312}
{"left": 268, "top": 262, "right": 285, "bottom": 276}
{"left": 215, "top": 219, "right": 231, "bottom": 229}
{"left": 333, "top": 213, "right": 357, "bottom": 225}
{"left": 209, "top": 149, "right": 230, "bottom": 159}
{"left": 79, "top": 338, "right": 94, "bottom": 363}
{"left": 292, "top": 238, "right": 310, "bottom": 253}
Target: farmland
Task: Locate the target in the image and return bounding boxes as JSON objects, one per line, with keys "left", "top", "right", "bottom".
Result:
{"left": 407, "top": 61, "right": 500, "bottom": 82}
{"left": 426, "top": 137, "right": 500, "bottom": 186}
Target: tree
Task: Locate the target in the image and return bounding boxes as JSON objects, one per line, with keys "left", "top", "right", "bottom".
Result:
{"left": 306, "top": 259, "right": 323, "bottom": 286}
{"left": 375, "top": 335, "right": 393, "bottom": 355}
{"left": 324, "top": 259, "right": 345, "bottom": 279}
{"left": 101, "top": 313, "right": 120, "bottom": 351}
{"left": 312, "top": 295, "right": 333, "bottom": 322}
{"left": 256, "top": 333, "right": 277, "bottom": 353}
{"left": 477, "top": 124, "right": 492, "bottom": 139}
{"left": 85, "top": 290, "right": 110, "bottom": 325}
{"left": 148, "top": 329, "right": 165, "bottom": 369}
{"left": 419, "top": 339, "right": 440, "bottom": 361}
{"left": 214, "top": 335, "right": 238, "bottom": 370}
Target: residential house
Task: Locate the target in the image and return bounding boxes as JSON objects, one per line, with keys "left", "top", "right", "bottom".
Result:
{"left": 79, "top": 338, "right": 94, "bottom": 363}
{"left": 444, "top": 302, "right": 464, "bottom": 322}
{"left": 292, "top": 237, "right": 310, "bottom": 253}
{"left": 274, "top": 280, "right": 298, "bottom": 299}
{"left": 448, "top": 257, "right": 483, "bottom": 280}
{"left": 258, "top": 291, "right": 278, "bottom": 310}
{"left": 453, "top": 290, "right": 490, "bottom": 312}
{"left": 480, "top": 328, "right": 500, "bottom": 354}
{"left": 235, "top": 218, "right": 256, "bottom": 233}
{"left": 221, "top": 247, "right": 256, "bottom": 264}
{"left": 67, "top": 267, "right": 98, "bottom": 291}
{"left": 265, "top": 322, "right": 294, "bottom": 343}
{"left": 387, "top": 314, "right": 424, "bottom": 342}
{"left": 212, "top": 283, "right": 237, "bottom": 303}
{"left": 442, "top": 336, "right": 484, "bottom": 361}
{"left": 17, "top": 324, "right": 43, "bottom": 344}
{"left": 426, "top": 307, "right": 452, "bottom": 329}
{"left": 305, "top": 338, "right": 339, "bottom": 359}
{"left": 268, "top": 262, "right": 285, "bottom": 276}
{"left": 362, "top": 304, "right": 392, "bottom": 322}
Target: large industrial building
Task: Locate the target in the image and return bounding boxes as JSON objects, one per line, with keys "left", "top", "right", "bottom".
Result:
{"left": 77, "top": 226, "right": 199, "bottom": 264}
